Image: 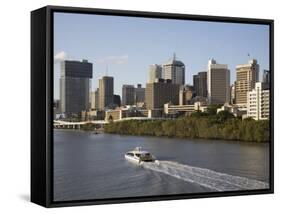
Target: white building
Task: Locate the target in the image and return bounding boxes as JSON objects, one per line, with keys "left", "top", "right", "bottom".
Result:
{"left": 163, "top": 54, "right": 185, "bottom": 85}
{"left": 247, "top": 82, "right": 270, "bottom": 120}
{"left": 217, "top": 103, "right": 246, "bottom": 117}
{"left": 179, "top": 85, "right": 194, "bottom": 105}
{"left": 91, "top": 88, "right": 99, "bottom": 109}
{"left": 148, "top": 64, "right": 162, "bottom": 83}
{"left": 207, "top": 58, "right": 230, "bottom": 104}
{"left": 235, "top": 59, "right": 259, "bottom": 107}
{"left": 230, "top": 84, "right": 235, "bottom": 104}
{"left": 164, "top": 101, "right": 207, "bottom": 115}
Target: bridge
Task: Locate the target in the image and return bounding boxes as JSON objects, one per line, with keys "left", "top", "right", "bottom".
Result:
{"left": 53, "top": 120, "right": 108, "bottom": 129}
{"left": 113, "top": 117, "right": 168, "bottom": 122}
{"left": 53, "top": 117, "right": 168, "bottom": 129}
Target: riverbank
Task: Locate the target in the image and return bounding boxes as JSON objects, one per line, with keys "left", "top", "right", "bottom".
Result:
{"left": 104, "top": 116, "right": 270, "bottom": 143}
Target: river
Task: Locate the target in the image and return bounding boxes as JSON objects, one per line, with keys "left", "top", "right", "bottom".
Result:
{"left": 53, "top": 129, "right": 269, "bottom": 201}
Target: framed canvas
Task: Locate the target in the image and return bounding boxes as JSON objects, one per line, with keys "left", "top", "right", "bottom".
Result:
{"left": 31, "top": 5, "right": 274, "bottom": 207}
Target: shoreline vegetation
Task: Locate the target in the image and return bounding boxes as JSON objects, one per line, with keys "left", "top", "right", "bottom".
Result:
{"left": 104, "top": 108, "right": 270, "bottom": 143}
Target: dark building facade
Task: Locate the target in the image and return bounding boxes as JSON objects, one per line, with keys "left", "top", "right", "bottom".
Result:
{"left": 135, "top": 84, "right": 145, "bottom": 104}
{"left": 193, "top": 71, "right": 207, "bottom": 97}
{"left": 207, "top": 59, "right": 230, "bottom": 105}
{"left": 263, "top": 69, "right": 270, "bottom": 84}
{"left": 122, "top": 85, "right": 135, "bottom": 105}
{"left": 113, "top": 94, "right": 121, "bottom": 107}
{"left": 60, "top": 60, "right": 92, "bottom": 114}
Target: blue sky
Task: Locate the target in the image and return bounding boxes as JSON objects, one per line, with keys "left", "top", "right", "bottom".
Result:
{"left": 54, "top": 12, "right": 269, "bottom": 99}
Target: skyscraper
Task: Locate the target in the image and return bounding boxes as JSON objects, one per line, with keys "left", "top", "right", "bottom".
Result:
{"left": 60, "top": 60, "right": 92, "bottom": 114}
{"left": 145, "top": 79, "right": 180, "bottom": 110}
{"left": 163, "top": 54, "right": 185, "bottom": 85}
{"left": 135, "top": 84, "right": 145, "bottom": 104}
{"left": 207, "top": 59, "right": 230, "bottom": 105}
{"left": 193, "top": 71, "right": 207, "bottom": 97}
{"left": 179, "top": 85, "right": 194, "bottom": 105}
{"left": 122, "top": 85, "right": 135, "bottom": 105}
{"left": 91, "top": 88, "right": 99, "bottom": 110}
{"left": 235, "top": 59, "right": 259, "bottom": 106}
{"left": 230, "top": 84, "right": 236, "bottom": 104}
{"left": 247, "top": 82, "right": 270, "bottom": 120}
{"left": 263, "top": 69, "right": 270, "bottom": 84}
{"left": 113, "top": 94, "right": 121, "bottom": 107}
{"left": 98, "top": 76, "right": 114, "bottom": 110}
{"left": 148, "top": 64, "right": 162, "bottom": 83}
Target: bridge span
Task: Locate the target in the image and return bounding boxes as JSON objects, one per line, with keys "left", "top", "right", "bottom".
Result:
{"left": 53, "top": 117, "right": 167, "bottom": 129}
{"left": 53, "top": 120, "right": 108, "bottom": 129}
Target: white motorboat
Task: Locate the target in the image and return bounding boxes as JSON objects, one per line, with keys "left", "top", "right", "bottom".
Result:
{"left": 125, "top": 147, "right": 157, "bottom": 164}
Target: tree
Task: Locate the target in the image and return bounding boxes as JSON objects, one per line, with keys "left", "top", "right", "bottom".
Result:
{"left": 103, "top": 116, "right": 269, "bottom": 143}
{"left": 216, "top": 110, "right": 234, "bottom": 122}
{"left": 190, "top": 110, "right": 208, "bottom": 118}
{"left": 206, "top": 104, "right": 221, "bottom": 116}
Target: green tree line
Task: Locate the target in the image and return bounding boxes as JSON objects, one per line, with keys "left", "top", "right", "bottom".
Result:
{"left": 104, "top": 110, "right": 270, "bottom": 143}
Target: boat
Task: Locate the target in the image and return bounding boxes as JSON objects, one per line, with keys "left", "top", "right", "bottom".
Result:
{"left": 125, "top": 147, "right": 158, "bottom": 164}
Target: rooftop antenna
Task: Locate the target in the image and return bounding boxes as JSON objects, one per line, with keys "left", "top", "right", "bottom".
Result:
{"left": 173, "top": 52, "right": 176, "bottom": 60}
{"left": 105, "top": 64, "right": 108, "bottom": 76}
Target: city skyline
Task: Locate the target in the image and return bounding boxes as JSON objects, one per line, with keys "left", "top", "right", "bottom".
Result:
{"left": 54, "top": 12, "right": 270, "bottom": 99}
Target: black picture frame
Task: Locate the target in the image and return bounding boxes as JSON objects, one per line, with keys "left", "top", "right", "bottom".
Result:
{"left": 31, "top": 5, "right": 274, "bottom": 208}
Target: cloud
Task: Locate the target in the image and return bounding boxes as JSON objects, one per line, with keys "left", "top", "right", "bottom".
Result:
{"left": 96, "top": 54, "right": 128, "bottom": 65}
{"left": 54, "top": 51, "right": 67, "bottom": 63}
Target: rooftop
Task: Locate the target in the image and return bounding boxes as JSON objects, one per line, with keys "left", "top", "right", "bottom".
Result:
{"left": 163, "top": 53, "right": 185, "bottom": 66}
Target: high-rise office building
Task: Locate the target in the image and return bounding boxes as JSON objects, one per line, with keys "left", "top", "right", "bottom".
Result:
{"left": 193, "top": 71, "right": 207, "bottom": 97}
{"left": 122, "top": 85, "right": 135, "bottom": 105}
{"left": 145, "top": 79, "right": 180, "bottom": 110}
{"left": 235, "top": 59, "right": 259, "bottom": 106}
{"left": 91, "top": 88, "right": 99, "bottom": 110}
{"left": 163, "top": 54, "right": 185, "bottom": 85}
{"left": 207, "top": 59, "right": 230, "bottom": 105}
{"left": 60, "top": 60, "right": 92, "bottom": 114}
{"left": 230, "top": 84, "right": 236, "bottom": 104}
{"left": 53, "top": 99, "right": 60, "bottom": 109}
{"left": 148, "top": 64, "right": 162, "bottom": 83}
{"left": 179, "top": 85, "right": 194, "bottom": 105}
{"left": 135, "top": 84, "right": 145, "bottom": 104}
{"left": 263, "top": 69, "right": 270, "bottom": 84}
{"left": 113, "top": 94, "right": 121, "bottom": 107}
{"left": 53, "top": 99, "right": 60, "bottom": 116}
{"left": 98, "top": 76, "right": 114, "bottom": 110}
{"left": 247, "top": 82, "right": 270, "bottom": 120}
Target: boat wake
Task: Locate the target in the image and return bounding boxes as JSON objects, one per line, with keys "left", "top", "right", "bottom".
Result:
{"left": 142, "top": 161, "right": 269, "bottom": 191}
